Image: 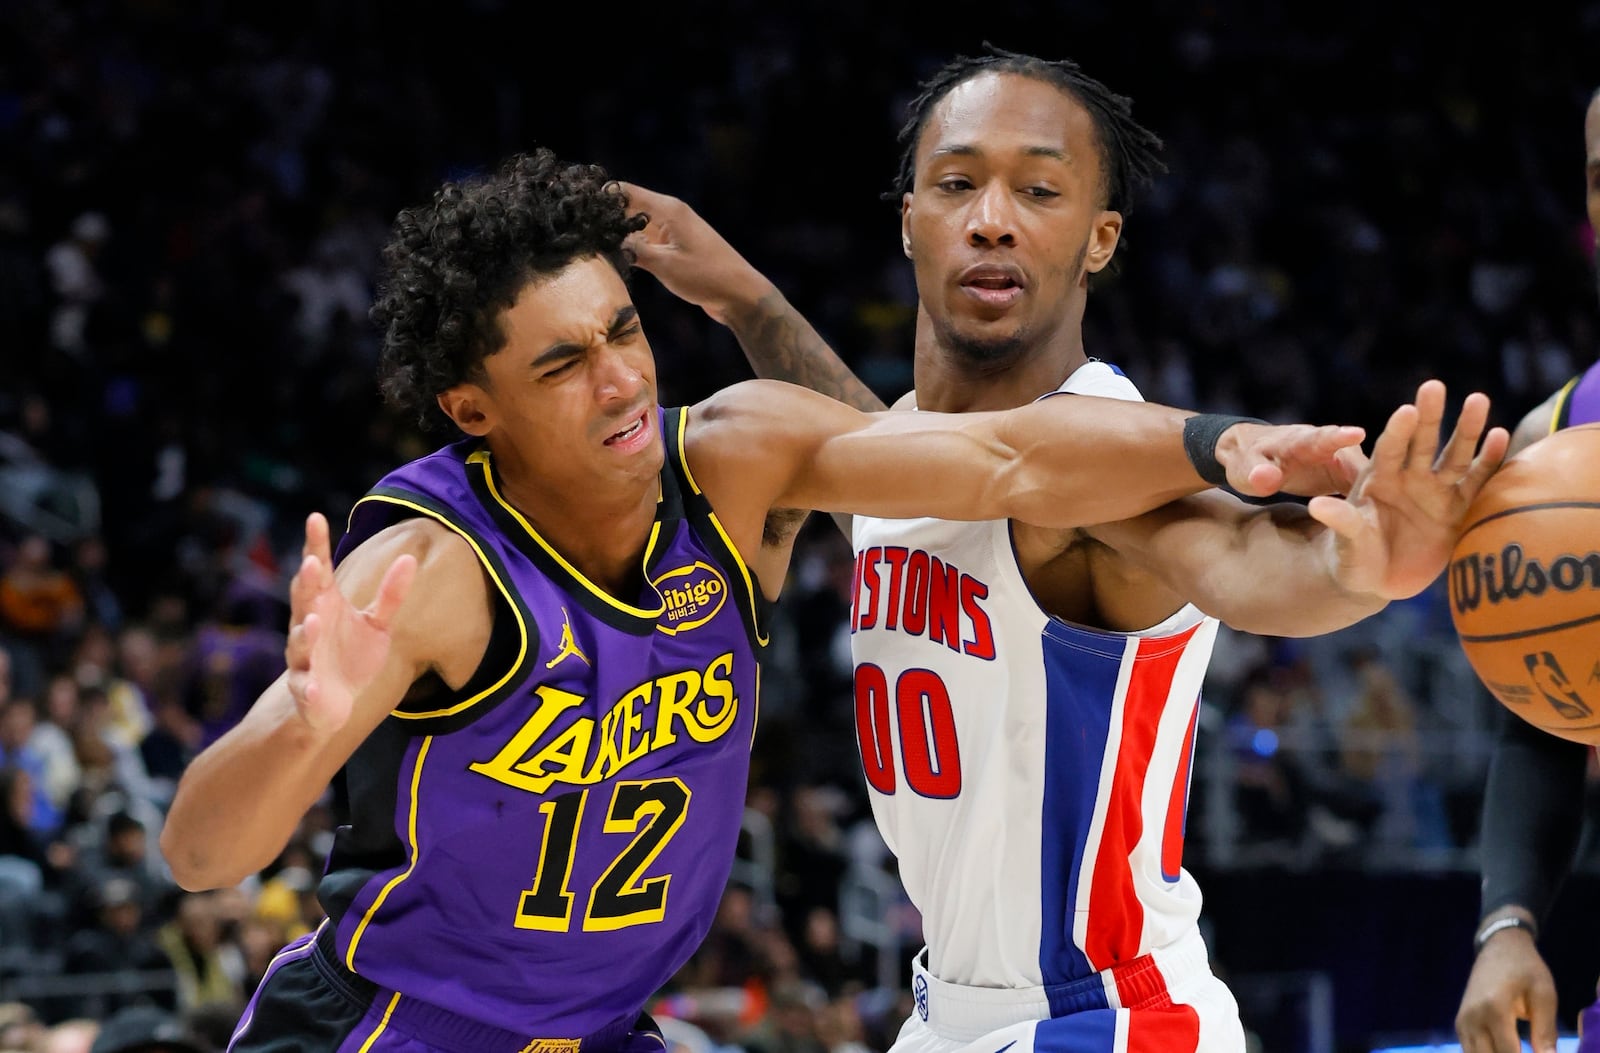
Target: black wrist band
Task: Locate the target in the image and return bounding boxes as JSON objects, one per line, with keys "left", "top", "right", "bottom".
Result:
{"left": 1473, "top": 915, "right": 1536, "bottom": 954}
{"left": 1182, "top": 414, "right": 1267, "bottom": 487}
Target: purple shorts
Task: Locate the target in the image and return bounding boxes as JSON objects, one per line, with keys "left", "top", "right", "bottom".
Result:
{"left": 1579, "top": 1002, "right": 1600, "bottom": 1053}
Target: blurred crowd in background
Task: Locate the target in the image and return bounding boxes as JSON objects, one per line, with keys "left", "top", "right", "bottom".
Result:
{"left": 2, "top": 2, "right": 1600, "bottom": 1052}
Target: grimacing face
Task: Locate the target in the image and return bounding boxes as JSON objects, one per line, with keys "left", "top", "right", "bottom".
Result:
{"left": 441, "top": 256, "right": 662, "bottom": 494}
{"left": 901, "top": 72, "right": 1124, "bottom": 365}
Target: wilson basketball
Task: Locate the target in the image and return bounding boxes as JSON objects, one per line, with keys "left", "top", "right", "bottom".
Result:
{"left": 1449, "top": 423, "right": 1600, "bottom": 744}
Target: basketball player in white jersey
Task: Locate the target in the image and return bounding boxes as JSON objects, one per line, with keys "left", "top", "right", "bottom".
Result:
{"left": 623, "top": 47, "right": 1508, "bottom": 1053}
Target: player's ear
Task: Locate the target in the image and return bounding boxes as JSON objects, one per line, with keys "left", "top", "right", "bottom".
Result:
{"left": 437, "top": 383, "right": 493, "bottom": 436}
{"left": 1084, "top": 209, "right": 1123, "bottom": 274}
{"left": 900, "top": 192, "right": 914, "bottom": 259}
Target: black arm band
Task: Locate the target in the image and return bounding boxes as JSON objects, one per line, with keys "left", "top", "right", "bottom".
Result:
{"left": 1182, "top": 414, "right": 1267, "bottom": 487}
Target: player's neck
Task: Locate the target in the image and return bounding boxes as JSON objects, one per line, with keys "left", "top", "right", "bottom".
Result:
{"left": 494, "top": 465, "right": 660, "bottom": 601}
{"left": 913, "top": 324, "right": 1091, "bottom": 413}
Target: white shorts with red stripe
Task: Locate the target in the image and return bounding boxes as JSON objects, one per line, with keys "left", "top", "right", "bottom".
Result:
{"left": 890, "top": 929, "right": 1245, "bottom": 1053}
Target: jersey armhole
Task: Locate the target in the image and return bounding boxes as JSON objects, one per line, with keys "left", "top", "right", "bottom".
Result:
{"left": 350, "top": 489, "right": 540, "bottom": 733}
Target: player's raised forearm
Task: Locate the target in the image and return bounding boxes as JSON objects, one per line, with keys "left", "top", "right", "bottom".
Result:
{"left": 987, "top": 398, "right": 1219, "bottom": 526}
{"left": 990, "top": 396, "right": 1367, "bottom": 521}
{"left": 723, "top": 287, "right": 886, "bottom": 412}
{"left": 1089, "top": 495, "right": 1385, "bottom": 636}
{"left": 1200, "top": 509, "right": 1387, "bottom": 636}
{"left": 803, "top": 396, "right": 1215, "bottom": 526}
{"left": 161, "top": 681, "right": 334, "bottom": 890}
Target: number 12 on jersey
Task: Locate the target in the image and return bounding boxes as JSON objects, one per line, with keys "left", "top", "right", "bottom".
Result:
{"left": 516, "top": 777, "right": 691, "bottom": 932}
{"left": 854, "top": 664, "right": 962, "bottom": 798}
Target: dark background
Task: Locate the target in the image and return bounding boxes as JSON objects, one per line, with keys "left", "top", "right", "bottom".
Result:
{"left": 3, "top": 3, "right": 1600, "bottom": 1052}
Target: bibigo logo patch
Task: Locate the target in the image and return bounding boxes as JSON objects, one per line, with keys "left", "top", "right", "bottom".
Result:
{"left": 652, "top": 561, "right": 728, "bottom": 635}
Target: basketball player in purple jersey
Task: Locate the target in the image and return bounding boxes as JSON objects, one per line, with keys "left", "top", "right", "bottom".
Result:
{"left": 623, "top": 47, "right": 1510, "bottom": 1053}
{"left": 157, "top": 149, "right": 1376, "bottom": 1053}
{"left": 1455, "top": 86, "right": 1600, "bottom": 1053}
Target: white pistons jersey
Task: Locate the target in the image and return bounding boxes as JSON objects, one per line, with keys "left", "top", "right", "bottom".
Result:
{"left": 850, "top": 361, "right": 1219, "bottom": 991}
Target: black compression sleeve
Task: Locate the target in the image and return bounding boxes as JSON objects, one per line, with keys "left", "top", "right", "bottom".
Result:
{"left": 1477, "top": 705, "right": 1590, "bottom": 924}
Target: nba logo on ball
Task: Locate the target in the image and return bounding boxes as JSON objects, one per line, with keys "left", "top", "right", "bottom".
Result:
{"left": 1448, "top": 424, "right": 1600, "bottom": 744}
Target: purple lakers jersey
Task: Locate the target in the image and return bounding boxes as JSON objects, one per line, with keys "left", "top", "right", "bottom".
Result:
{"left": 1554, "top": 360, "right": 1600, "bottom": 429}
{"left": 322, "top": 406, "right": 766, "bottom": 1038}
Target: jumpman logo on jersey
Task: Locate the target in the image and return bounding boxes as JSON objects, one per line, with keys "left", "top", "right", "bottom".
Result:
{"left": 544, "top": 608, "right": 590, "bottom": 670}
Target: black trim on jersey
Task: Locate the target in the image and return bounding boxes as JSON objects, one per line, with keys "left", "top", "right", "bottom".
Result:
{"left": 464, "top": 449, "right": 668, "bottom": 637}
{"left": 352, "top": 485, "right": 540, "bottom": 733}
{"left": 390, "top": 600, "right": 524, "bottom": 735}
{"left": 662, "top": 406, "right": 772, "bottom": 653}
{"left": 317, "top": 720, "right": 415, "bottom": 931}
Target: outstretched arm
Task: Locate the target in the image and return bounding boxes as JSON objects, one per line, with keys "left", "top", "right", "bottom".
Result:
{"left": 1455, "top": 709, "right": 1587, "bottom": 1053}
{"left": 1085, "top": 492, "right": 1379, "bottom": 637}
{"left": 687, "top": 379, "right": 1367, "bottom": 566}
{"left": 160, "top": 514, "right": 478, "bottom": 891}
{"left": 1085, "top": 380, "right": 1508, "bottom": 636}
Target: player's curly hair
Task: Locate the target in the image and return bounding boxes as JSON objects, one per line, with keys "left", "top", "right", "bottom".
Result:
{"left": 371, "top": 148, "right": 647, "bottom": 428}
{"left": 886, "top": 45, "right": 1166, "bottom": 215}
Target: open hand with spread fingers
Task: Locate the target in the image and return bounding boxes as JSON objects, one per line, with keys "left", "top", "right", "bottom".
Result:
{"left": 1307, "top": 380, "right": 1510, "bottom": 600}
{"left": 284, "top": 512, "right": 417, "bottom": 734}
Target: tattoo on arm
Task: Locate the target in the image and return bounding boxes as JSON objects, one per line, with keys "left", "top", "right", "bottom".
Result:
{"left": 732, "top": 292, "right": 887, "bottom": 412}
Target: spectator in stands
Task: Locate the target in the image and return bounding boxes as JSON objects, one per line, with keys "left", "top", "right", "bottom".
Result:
{"left": 1338, "top": 646, "right": 1448, "bottom": 853}
{"left": 1224, "top": 663, "right": 1313, "bottom": 859}
{"left": 86, "top": 1003, "right": 209, "bottom": 1053}
{"left": 0, "top": 765, "right": 55, "bottom": 946}
{"left": 43, "top": 212, "right": 110, "bottom": 359}
{"left": 0, "top": 535, "right": 84, "bottom": 672}
{"left": 70, "top": 537, "right": 123, "bottom": 636}
{"left": 776, "top": 787, "right": 851, "bottom": 947}
{"left": 60, "top": 876, "right": 175, "bottom": 1018}
{"left": 155, "top": 892, "right": 244, "bottom": 1016}
{"left": 33, "top": 674, "right": 83, "bottom": 814}
{"left": 63, "top": 812, "right": 170, "bottom": 937}
{"left": 70, "top": 623, "right": 153, "bottom": 755}
{"left": 0, "top": 695, "right": 61, "bottom": 837}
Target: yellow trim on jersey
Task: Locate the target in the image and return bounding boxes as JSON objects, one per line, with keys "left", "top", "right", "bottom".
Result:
{"left": 750, "top": 664, "right": 761, "bottom": 748}
{"left": 674, "top": 407, "right": 768, "bottom": 645}
{"left": 1551, "top": 376, "right": 1579, "bottom": 434}
{"left": 705, "top": 513, "right": 768, "bottom": 646}
{"left": 674, "top": 406, "right": 703, "bottom": 495}
{"left": 351, "top": 494, "right": 529, "bottom": 720}
{"left": 467, "top": 449, "right": 668, "bottom": 620}
{"left": 356, "top": 993, "right": 401, "bottom": 1053}
{"left": 346, "top": 736, "right": 434, "bottom": 971}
